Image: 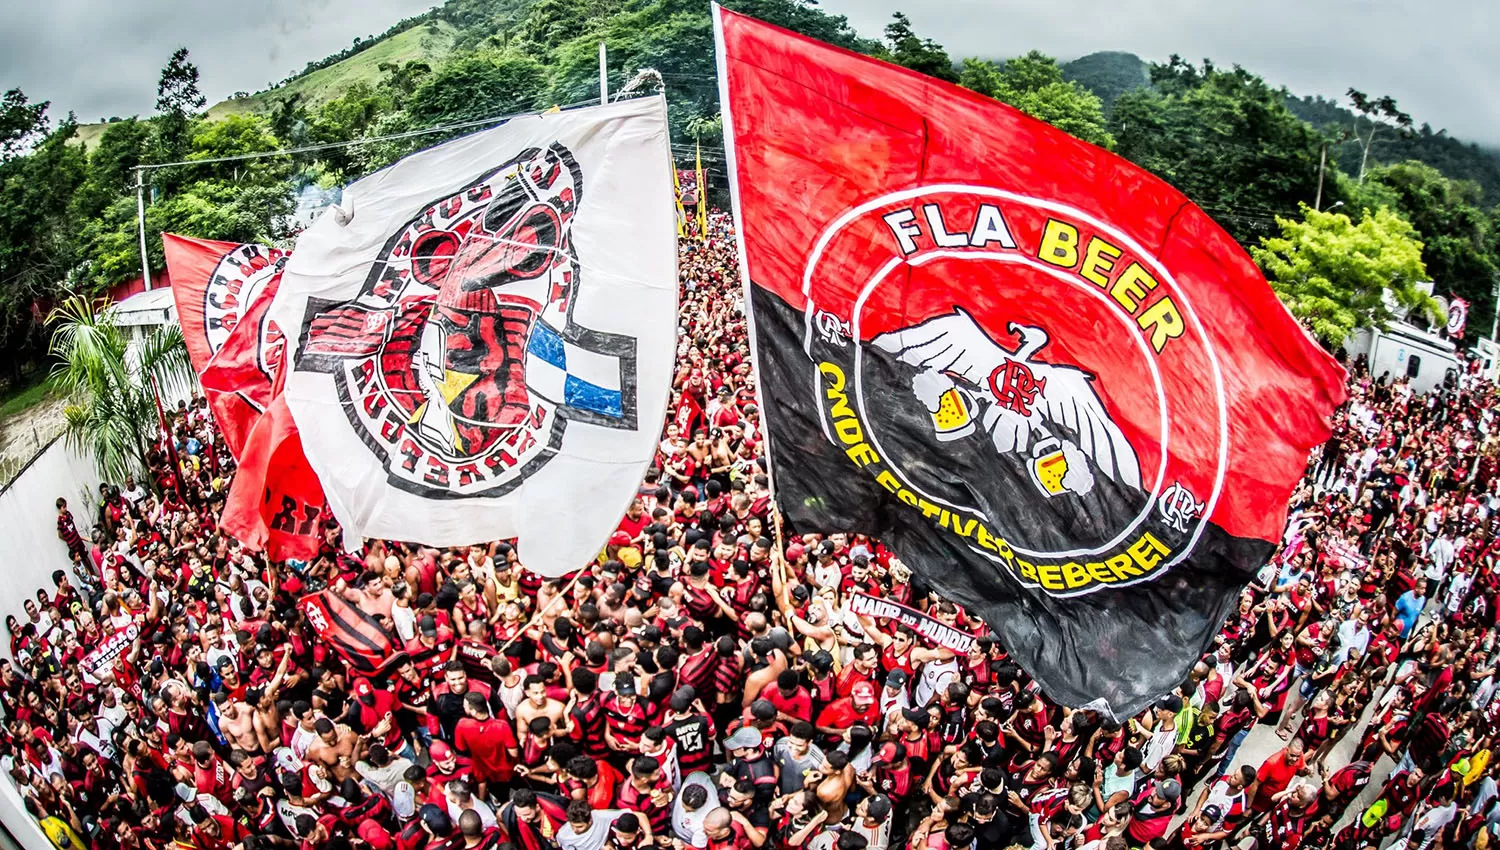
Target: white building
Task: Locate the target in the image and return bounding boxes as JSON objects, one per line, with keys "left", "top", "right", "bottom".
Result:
{"left": 1343, "top": 321, "right": 1460, "bottom": 394}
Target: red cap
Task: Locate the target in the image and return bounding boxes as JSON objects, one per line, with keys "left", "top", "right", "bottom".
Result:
{"left": 358, "top": 820, "right": 394, "bottom": 850}
{"left": 785, "top": 544, "right": 805, "bottom": 563}
{"left": 429, "top": 741, "right": 453, "bottom": 761}
{"left": 851, "top": 681, "right": 877, "bottom": 702}
{"left": 353, "top": 678, "right": 374, "bottom": 697}
{"left": 610, "top": 531, "right": 632, "bottom": 547}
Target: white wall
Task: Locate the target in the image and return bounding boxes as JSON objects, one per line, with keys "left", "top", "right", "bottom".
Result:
{"left": 0, "top": 438, "right": 102, "bottom": 640}
{"left": 0, "top": 438, "right": 103, "bottom": 850}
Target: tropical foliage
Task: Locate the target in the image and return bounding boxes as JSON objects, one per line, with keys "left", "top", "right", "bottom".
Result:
{"left": 47, "top": 296, "right": 194, "bottom": 481}
{"left": 1254, "top": 205, "right": 1438, "bottom": 345}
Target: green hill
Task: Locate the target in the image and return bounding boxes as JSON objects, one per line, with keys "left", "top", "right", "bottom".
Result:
{"left": 1062, "top": 51, "right": 1150, "bottom": 109}
{"left": 73, "top": 21, "right": 459, "bottom": 149}
{"left": 209, "top": 22, "right": 459, "bottom": 119}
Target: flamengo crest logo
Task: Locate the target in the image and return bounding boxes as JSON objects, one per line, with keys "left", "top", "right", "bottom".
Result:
{"left": 295, "top": 143, "right": 639, "bottom": 499}
{"left": 801, "top": 185, "right": 1227, "bottom": 597}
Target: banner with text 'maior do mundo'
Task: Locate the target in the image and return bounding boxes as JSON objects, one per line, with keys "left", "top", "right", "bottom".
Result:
{"left": 715, "top": 7, "right": 1346, "bottom": 715}
{"left": 266, "top": 97, "right": 677, "bottom": 576}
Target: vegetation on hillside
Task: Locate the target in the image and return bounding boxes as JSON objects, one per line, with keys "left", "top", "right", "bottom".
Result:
{"left": 1, "top": 0, "right": 1498, "bottom": 384}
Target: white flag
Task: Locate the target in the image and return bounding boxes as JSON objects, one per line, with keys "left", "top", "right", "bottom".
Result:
{"left": 268, "top": 97, "right": 677, "bottom": 575}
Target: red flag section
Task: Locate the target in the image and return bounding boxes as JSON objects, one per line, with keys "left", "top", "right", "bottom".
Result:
{"left": 219, "top": 395, "right": 326, "bottom": 562}
{"left": 297, "top": 590, "right": 394, "bottom": 675}
{"left": 673, "top": 391, "right": 704, "bottom": 437}
{"left": 162, "top": 234, "right": 288, "bottom": 458}
{"left": 715, "top": 8, "right": 1345, "bottom": 714}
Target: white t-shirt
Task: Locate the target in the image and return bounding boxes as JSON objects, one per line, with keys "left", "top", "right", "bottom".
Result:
{"left": 914, "top": 658, "right": 959, "bottom": 706}
{"left": 391, "top": 602, "right": 416, "bottom": 643}
{"left": 559, "top": 809, "right": 626, "bottom": 850}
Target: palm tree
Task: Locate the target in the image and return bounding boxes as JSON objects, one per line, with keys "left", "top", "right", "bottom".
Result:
{"left": 47, "top": 295, "right": 194, "bottom": 483}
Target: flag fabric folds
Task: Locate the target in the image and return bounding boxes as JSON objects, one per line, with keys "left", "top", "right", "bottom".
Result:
{"left": 297, "top": 590, "right": 394, "bottom": 674}
{"left": 218, "top": 394, "right": 327, "bottom": 562}
{"left": 266, "top": 97, "right": 677, "bottom": 576}
{"left": 715, "top": 7, "right": 1346, "bottom": 715}
{"left": 162, "top": 234, "right": 288, "bottom": 458}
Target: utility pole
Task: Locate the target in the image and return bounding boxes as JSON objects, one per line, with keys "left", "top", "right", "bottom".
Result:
{"left": 136, "top": 168, "right": 152, "bottom": 291}
{"left": 599, "top": 42, "right": 609, "bottom": 105}
{"left": 1490, "top": 276, "right": 1499, "bottom": 342}
{"left": 1314, "top": 143, "right": 1327, "bottom": 211}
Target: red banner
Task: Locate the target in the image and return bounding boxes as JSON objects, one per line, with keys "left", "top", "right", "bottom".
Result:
{"left": 297, "top": 590, "right": 394, "bottom": 675}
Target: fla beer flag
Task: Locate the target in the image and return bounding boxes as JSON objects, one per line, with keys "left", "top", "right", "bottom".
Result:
{"left": 266, "top": 97, "right": 677, "bottom": 575}
{"left": 715, "top": 8, "right": 1346, "bottom": 714}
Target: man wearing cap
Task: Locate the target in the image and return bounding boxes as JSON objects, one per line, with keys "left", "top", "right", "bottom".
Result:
{"left": 348, "top": 677, "right": 409, "bottom": 759}
{"left": 407, "top": 615, "right": 456, "bottom": 682}
{"left": 815, "top": 681, "right": 881, "bottom": 740}
{"left": 878, "top": 670, "right": 912, "bottom": 726}
{"left": 604, "top": 676, "right": 650, "bottom": 754}
{"left": 1125, "top": 777, "right": 1180, "bottom": 845}
{"left": 426, "top": 741, "right": 474, "bottom": 804}
{"left": 719, "top": 726, "right": 776, "bottom": 805}
{"left": 663, "top": 687, "right": 716, "bottom": 777}
{"left": 1141, "top": 694, "right": 1182, "bottom": 773}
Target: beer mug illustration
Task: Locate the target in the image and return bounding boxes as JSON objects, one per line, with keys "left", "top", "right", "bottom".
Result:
{"left": 1028, "top": 436, "right": 1070, "bottom": 497}
{"left": 912, "top": 369, "right": 977, "bottom": 441}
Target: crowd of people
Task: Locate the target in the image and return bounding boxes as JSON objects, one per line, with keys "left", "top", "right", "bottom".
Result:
{"left": 6, "top": 210, "right": 1500, "bottom": 850}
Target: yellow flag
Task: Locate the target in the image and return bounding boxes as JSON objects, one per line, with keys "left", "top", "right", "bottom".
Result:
{"left": 695, "top": 141, "right": 708, "bottom": 240}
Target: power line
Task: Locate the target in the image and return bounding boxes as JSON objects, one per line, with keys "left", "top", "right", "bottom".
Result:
{"left": 133, "top": 99, "right": 601, "bottom": 173}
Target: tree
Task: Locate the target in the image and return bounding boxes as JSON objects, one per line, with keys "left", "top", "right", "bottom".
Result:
{"left": 0, "top": 89, "right": 49, "bottom": 163}
{"left": 959, "top": 54, "right": 1114, "bottom": 149}
{"left": 154, "top": 48, "right": 208, "bottom": 179}
{"left": 1253, "top": 204, "right": 1437, "bottom": 344}
{"left": 407, "top": 50, "right": 549, "bottom": 130}
{"left": 1347, "top": 89, "right": 1413, "bottom": 183}
{"left": 882, "top": 13, "right": 957, "bottom": 82}
{"left": 48, "top": 296, "right": 192, "bottom": 482}
{"left": 1359, "top": 161, "right": 1498, "bottom": 334}
{"left": 1112, "top": 58, "right": 1324, "bottom": 245}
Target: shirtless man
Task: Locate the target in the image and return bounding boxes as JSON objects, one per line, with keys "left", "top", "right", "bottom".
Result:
{"left": 514, "top": 675, "right": 567, "bottom": 750}
{"left": 304, "top": 717, "right": 361, "bottom": 783}
{"left": 216, "top": 695, "right": 262, "bottom": 754}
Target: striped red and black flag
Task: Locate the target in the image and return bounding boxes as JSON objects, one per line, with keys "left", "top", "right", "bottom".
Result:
{"left": 297, "top": 590, "right": 394, "bottom": 675}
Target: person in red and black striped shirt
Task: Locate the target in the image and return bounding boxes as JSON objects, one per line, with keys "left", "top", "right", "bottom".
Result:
{"left": 566, "top": 669, "right": 609, "bottom": 759}
{"left": 55, "top": 499, "right": 85, "bottom": 564}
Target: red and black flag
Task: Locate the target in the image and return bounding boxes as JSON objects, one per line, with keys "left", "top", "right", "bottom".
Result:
{"left": 715, "top": 8, "right": 1346, "bottom": 715}
{"left": 162, "top": 234, "right": 288, "bottom": 458}
{"left": 297, "top": 590, "right": 394, "bottom": 675}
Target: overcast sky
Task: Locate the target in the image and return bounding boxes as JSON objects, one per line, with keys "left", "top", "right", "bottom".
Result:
{"left": 2, "top": 0, "right": 1496, "bottom": 147}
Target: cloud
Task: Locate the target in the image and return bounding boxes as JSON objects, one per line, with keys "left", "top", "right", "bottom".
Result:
{"left": 0, "top": 0, "right": 435, "bottom": 123}
{"left": 818, "top": 0, "right": 1500, "bottom": 147}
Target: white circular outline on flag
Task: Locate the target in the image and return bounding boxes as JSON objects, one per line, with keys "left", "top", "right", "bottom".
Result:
{"left": 850, "top": 250, "right": 1169, "bottom": 560}
{"left": 801, "top": 185, "right": 1229, "bottom": 572}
